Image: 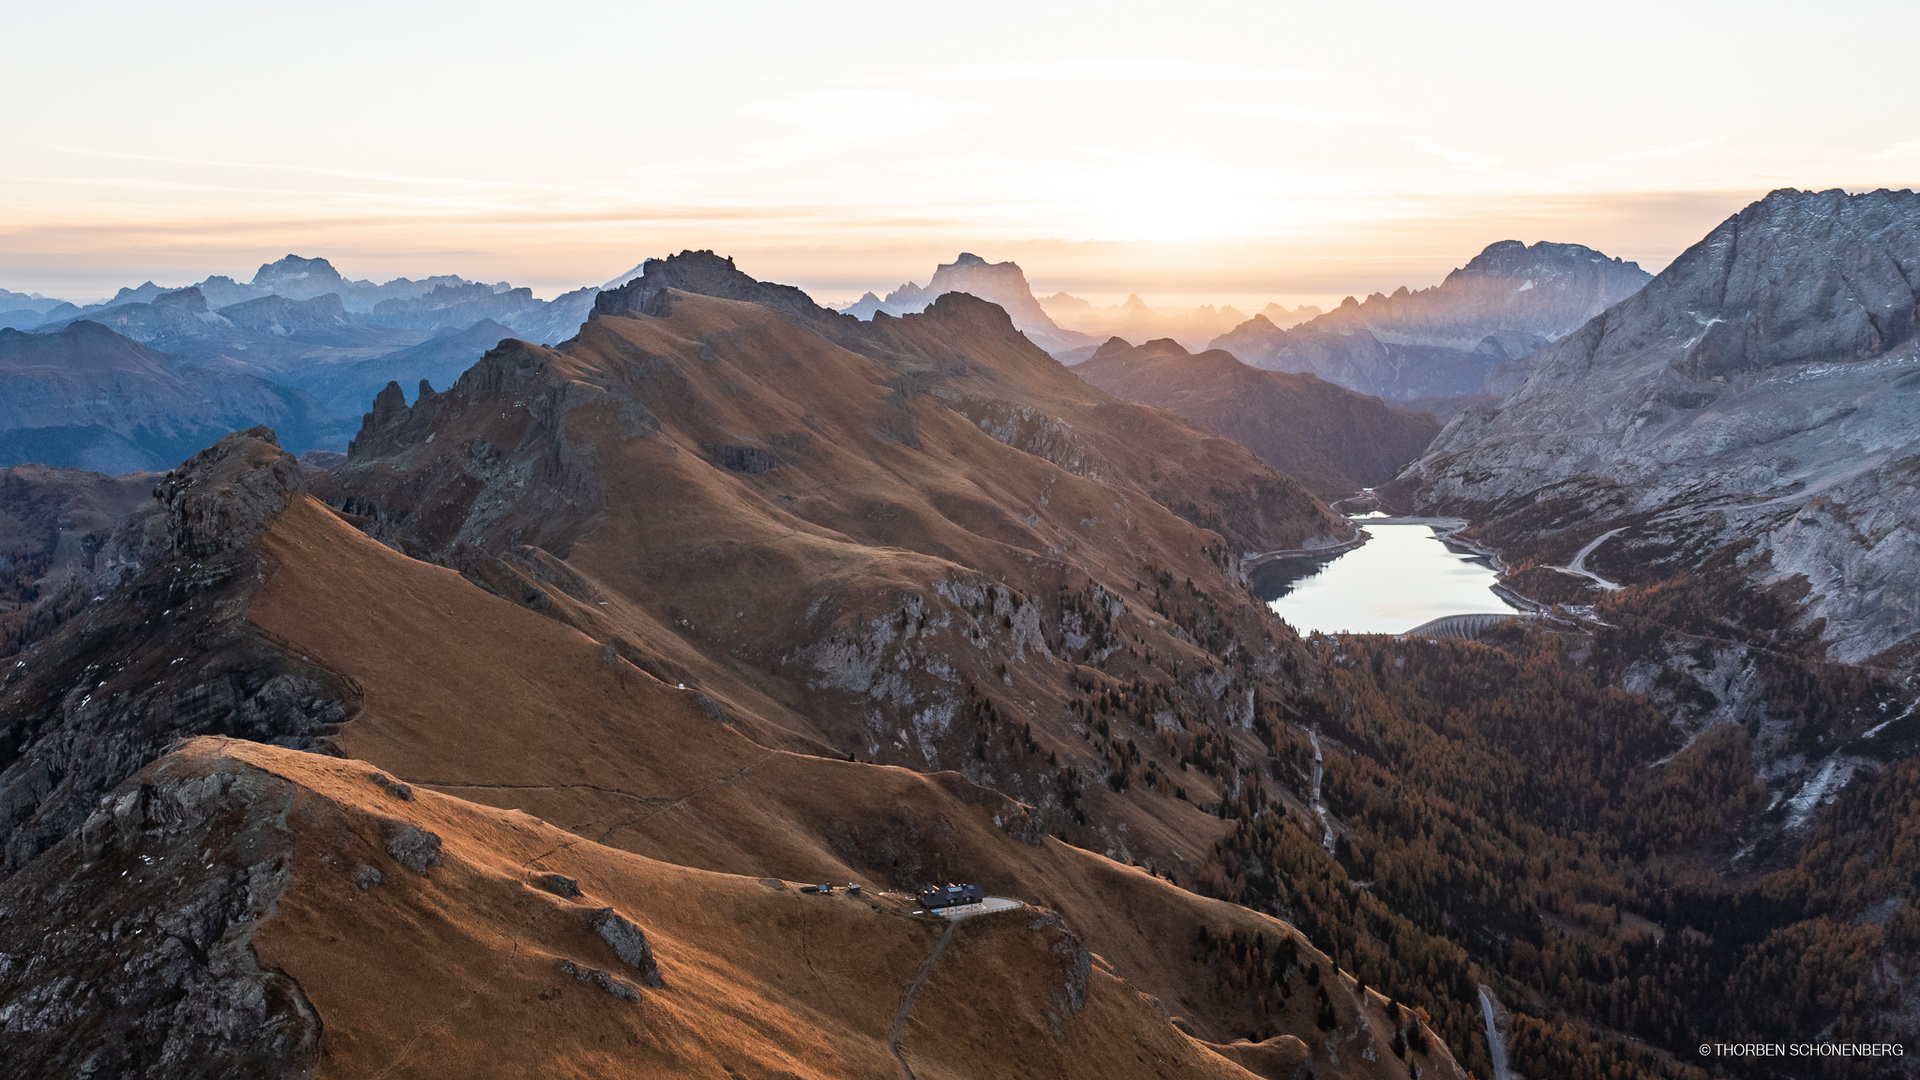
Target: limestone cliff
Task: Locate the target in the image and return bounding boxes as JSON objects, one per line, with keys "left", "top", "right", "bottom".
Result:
{"left": 1398, "top": 188, "right": 1920, "bottom": 669}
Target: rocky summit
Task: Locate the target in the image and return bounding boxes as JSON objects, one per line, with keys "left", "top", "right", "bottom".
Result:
{"left": 1396, "top": 188, "right": 1920, "bottom": 669}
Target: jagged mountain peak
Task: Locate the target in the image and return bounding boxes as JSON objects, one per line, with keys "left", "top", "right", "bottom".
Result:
{"left": 841, "top": 253, "right": 1097, "bottom": 358}
{"left": 151, "top": 285, "right": 208, "bottom": 311}
{"left": 925, "top": 252, "right": 1043, "bottom": 303}
{"left": 1450, "top": 238, "right": 1645, "bottom": 284}
{"left": 1210, "top": 235, "right": 1653, "bottom": 409}
{"left": 251, "top": 253, "right": 345, "bottom": 289}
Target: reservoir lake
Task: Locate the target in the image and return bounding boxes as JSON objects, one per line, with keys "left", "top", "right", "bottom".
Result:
{"left": 1252, "top": 520, "right": 1518, "bottom": 635}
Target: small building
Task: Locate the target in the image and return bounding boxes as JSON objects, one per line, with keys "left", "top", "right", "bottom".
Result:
{"left": 917, "top": 883, "right": 985, "bottom": 911}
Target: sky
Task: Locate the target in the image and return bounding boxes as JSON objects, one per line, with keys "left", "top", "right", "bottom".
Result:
{"left": 3, "top": 0, "right": 1917, "bottom": 308}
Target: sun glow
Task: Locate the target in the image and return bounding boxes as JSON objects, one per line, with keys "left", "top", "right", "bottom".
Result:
{"left": 1, "top": 1, "right": 1915, "bottom": 300}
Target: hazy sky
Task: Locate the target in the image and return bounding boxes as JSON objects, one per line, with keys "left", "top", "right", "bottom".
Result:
{"left": 4, "top": 0, "right": 1916, "bottom": 307}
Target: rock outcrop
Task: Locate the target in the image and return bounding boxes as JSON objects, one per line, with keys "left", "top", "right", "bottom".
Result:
{"left": 0, "top": 428, "right": 352, "bottom": 872}
{"left": 594, "top": 249, "right": 839, "bottom": 329}
{"left": 0, "top": 743, "right": 320, "bottom": 1079}
{"left": 1397, "top": 188, "right": 1920, "bottom": 668}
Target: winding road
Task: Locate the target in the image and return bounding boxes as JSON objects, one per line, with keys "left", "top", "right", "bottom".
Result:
{"left": 1554, "top": 528, "right": 1626, "bottom": 591}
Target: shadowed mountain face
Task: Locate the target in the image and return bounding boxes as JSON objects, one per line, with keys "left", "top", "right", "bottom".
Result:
{"left": 1071, "top": 337, "right": 1441, "bottom": 493}
{"left": 0, "top": 321, "right": 334, "bottom": 472}
{"left": 0, "top": 262, "right": 1461, "bottom": 1079}
{"left": 1396, "top": 188, "right": 1920, "bottom": 668}
{"left": 1212, "top": 241, "right": 1651, "bottom": 412}
{"left": 0, "top": 462, "right": 160, "bottom": 660}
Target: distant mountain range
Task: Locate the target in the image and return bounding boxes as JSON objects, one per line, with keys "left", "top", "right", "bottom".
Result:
{"left": 9, "top": 253, "right": 599, "bottom": 338}
{"left": 838, "top": 254, "right": 1328, "bottom": 360}
{"left": 0, "top": 255, "right": 603, "bottom": 471}
{"left": 837, "top": 253, "right": 1099, "bottom": 356}
{"left": 0, "top": 242, "right": 1649, "bottom": 475}
{"left": 1071, "top": 337, "right": 1439, "bottom": 493}
{"left": 828, "top": 244, "right": 1647, "bottom": 480}
{"left": 0, "top": 287, "right": 75, "bottom": 332}
{"left": 835, "top": 244, "right": 1647, "bottom": 418}
{"left": 1212, "top": 241, "right": 1652, "bottom": 415}
{"left": 1039, "top": 294, "right": 1321, "bottom": 356}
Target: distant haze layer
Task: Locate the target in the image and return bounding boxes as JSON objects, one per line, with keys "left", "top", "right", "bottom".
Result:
{"left": 2, "top": 2, "right": 1916, "bottom": 301}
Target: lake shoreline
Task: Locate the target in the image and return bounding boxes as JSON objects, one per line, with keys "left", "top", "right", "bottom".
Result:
{"left": 1259, "top": 520, "right": 1522, "bottom": 636}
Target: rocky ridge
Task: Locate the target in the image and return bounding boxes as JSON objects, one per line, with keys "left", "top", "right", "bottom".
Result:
{"left": 0, "top": 429, "right": 353, "bottom": 872}
{"left": 0, "top": 741, "right": 321, "bottom": 1078}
